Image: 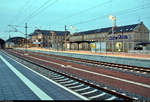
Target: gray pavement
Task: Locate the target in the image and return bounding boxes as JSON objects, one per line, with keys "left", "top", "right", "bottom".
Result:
{"left": 25, "top": 48, "right": 150, "bottom": 68}
{"left": 0, "top": 55, "right": 39, "bottom": 100}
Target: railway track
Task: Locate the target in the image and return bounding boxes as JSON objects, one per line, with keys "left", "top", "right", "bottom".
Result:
{"left": 68, "top": 58, "right": 150, "bottom": 74}
{"left": 14, "top": 49, "right": 150, "bottom": 74}
{"left": 2, "top": 49, "right": 136, "bottom": 101}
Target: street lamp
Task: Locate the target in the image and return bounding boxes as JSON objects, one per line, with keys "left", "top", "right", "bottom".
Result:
{"left": 70, "top": 25, "right": 76, "bottom": 50}
{"left": 109, "top": 15, "right": 116, "bottom": 53}
{"left": 70, "top": 25, "right": 75, "bottom": 35}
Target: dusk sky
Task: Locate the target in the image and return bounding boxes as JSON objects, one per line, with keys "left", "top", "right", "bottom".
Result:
{"left": 0, "top": 0, "right": 150, "bottom": 40}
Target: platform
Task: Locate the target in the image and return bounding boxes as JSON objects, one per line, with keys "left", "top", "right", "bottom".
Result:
{"left": 0, "top": 51, "right": 86, "bottom": 100}
{"left": 25, "top": 47, "right": 150, "bottom": 60}
{"left": 18, "top": 47, "right": 150, "bottom": 68}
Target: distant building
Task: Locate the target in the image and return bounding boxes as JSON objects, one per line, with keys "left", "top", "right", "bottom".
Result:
{"left": 29, "top": 29, "right": 70, "bottom": 50}
{"left": 69, "top": 22, "right": 149, "bottom": 52}
{"left": 5, "top": 37, "right": 26, "bottom": 48}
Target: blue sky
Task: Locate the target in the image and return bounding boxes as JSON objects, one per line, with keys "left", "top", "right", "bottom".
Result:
{"left": 0, "top": 0, "right": 150, "bottom": 40}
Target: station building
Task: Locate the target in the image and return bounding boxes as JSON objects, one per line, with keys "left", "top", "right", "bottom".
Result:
{"left": 29, "top": 29, "right": 70, "bottom": 50}
{"left": 68, "top": 22, "right": 149, "bottom": 52}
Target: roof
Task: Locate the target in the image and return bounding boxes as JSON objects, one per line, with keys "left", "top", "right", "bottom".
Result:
{"left": 108, "top": 24, "right": 138, "bottom": 34}
{"left": 74, "top": 27, "right": 112, "bottom": 36}
{"left": 69, "top": 40, "right": 96, "bottom": 43}
{"left": 30, "top": 29, "right": 70, "bottom": 36}
{"left": 136, "top": 42, "right": 150, "bottom": 46}
{"left": 73, "top": 23, "right": 139, "bottom": 36}
{"left": 0, "top": 38, "right": 5, "bottom": 43}
{"left": 6, "top": 37, "right": 26, "bottom": 42}
{"left": 0, "top": 38, "right": 5, "bottom": 41}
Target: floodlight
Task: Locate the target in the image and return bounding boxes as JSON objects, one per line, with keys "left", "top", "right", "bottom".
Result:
{"left": 109, "top": 15, "right": 115, "bottom": 21}
{"left": 70, "top": 25, "right": 74, "bottom": 29}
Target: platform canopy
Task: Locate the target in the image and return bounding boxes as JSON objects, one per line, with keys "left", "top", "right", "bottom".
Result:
{"left": 136, "top": 42, "right": 150, "bottom": 46}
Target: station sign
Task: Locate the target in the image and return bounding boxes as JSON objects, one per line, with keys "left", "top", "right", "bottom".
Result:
{"left": 109, "top": 35, "right": 128, "bottom": 40}
{"left": 33, "top": 42, "right": 41, "bottom": 44}
{"left": 90, "top": 43, "right": 96, "bottom": 48}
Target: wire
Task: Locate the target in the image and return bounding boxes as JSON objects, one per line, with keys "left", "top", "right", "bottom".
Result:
{"left": 52, "top": 0, "right": 112, "bottom": 25}
{"left": 69, "top": 3, "right": 150, "bottom": 26}
{"left": 13, "top": 0, "right": 33, "bottom": 24}
{"left": 16, "top": 0, "right": 150, "bottom": 34}
{"left": 4, "top": 0, "right": 33, "bottom": 36}
{"left": 27, "top": 0, "right": 59, "bottom": 21}
{"left": 20, "top": 0, "right": 59, "bottom": 24}
{"left": 19, "top": 0, "right": 53, "bottom": 24}
{"left": 72, "top": 14, "right": 150, "bottom": 33}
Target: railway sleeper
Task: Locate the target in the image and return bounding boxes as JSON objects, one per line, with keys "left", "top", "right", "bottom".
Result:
{"left": 4, "top": 50, "right": 136, "bottom": 101}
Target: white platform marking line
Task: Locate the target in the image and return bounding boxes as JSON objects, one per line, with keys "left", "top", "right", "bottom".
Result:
{"left": 81, "top": 89, "right": 98, "bottom": 95}
{"left": 3, "top": 53, "right": 89, "bottom": 100}
{"left": 89, "top": 92, "right": 106, "bottom": 99}
{"left": 106, "top": 96, "right": 117, "bottom": 100}
{"left": 27, "top": 55, "right": 150, "bottom": 89}
{"left": 0, "top": 55, "right": 53, "bottom": 100}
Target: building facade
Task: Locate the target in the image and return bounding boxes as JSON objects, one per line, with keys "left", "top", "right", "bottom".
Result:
{"left": 68, "top": 22, "right": 149, "bottom": 52}
{"left": 29, "top": 29, "right": 70, "bottom": 50}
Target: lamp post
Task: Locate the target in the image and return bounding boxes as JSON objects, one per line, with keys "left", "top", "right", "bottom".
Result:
{"left": 24, "top": 23, "right": 28, "bottom": 55}
{"left": 122, "top": 30, "right": 125, "bottom": 52}
{"left": 64, "top": 25, "right": 67, "bottom": 51}
{"left": 70, "top": 25, "right": 75, "bottom": 34}
{"left": 109, "top": 15, "right": 116, "bottom": 53}
{"left": 70, "top": 25, "right": 75, "bottom": 50}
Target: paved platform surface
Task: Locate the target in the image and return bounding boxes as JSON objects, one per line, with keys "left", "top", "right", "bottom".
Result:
{"left": 0, "top": 51, "right": 84, "bottom": 100}
{"left": 18, "top": 47, "right": 150, "bottom": 68}
{"left": 25, "top": 47, "right": 150, "bottom": 60}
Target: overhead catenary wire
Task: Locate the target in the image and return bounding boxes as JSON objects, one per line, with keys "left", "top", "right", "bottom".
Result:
{"left": 52, "top": 0, "right": 112, "bottom": 24}
{"left": 19, "top": 0, "right": 150, "bottom": 29}
{"left": 12, "top": 0, "right": 31, "bottom": 24}
{"left": 18, "top": 0, "right": 41, "bottom": 23}
{"left": 19, "top": 0, "right": 53, "bottom": 24}
{"left": 27, "top": 0, "right": 59, "bottom": 21}
{"left": 20, "top": 0, "right": 59, "bottom": 25}
{"left": 11, "top": 0, "right": 150, "bottom": 35}
{"left": 69, "top": 3, "right": 150, "bottom": 26}
{"left": 4, "top": 0, "right": 33, "bottom": 35}
{"left": 72, "top": 15, "right": 150, "bottom": 33}
{"left": 26, "top": 0, "right": 59, "bottom": 21}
